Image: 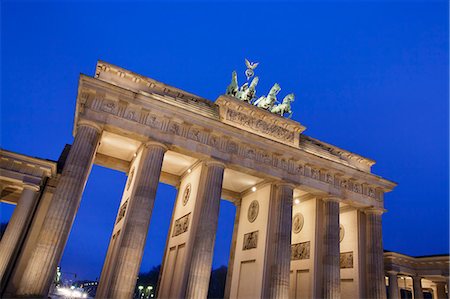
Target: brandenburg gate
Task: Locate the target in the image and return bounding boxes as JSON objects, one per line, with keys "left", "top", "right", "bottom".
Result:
{"left": 1, "top": 61, "right": 397, "bottom": 298}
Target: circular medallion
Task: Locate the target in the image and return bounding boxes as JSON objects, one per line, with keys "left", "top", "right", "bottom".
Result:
{"left": 247, "top": 200, "right": 259, "bottom": 223}
{"left": 339, "top": 224, "right": 345, "bottom": 242}
{"left": 126, "top": 168, "right": 135, "bottom": 191}
{"left": 182, "top": 183, "right": 191, "bottom": 206}
{"left": 292, "top": 213, "right": 304, "bottom": 234}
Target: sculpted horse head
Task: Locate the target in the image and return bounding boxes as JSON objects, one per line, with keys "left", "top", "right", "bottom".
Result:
{"left": 268, "top": 83, "right": 281, "bottom": 98}
{"left": 270, "top": 93, "right": 295, "bottom": 118}
{"left": 282, "top": 93, "right": 295, "bottom": 104}
{"left": 226, "top": 71, "right": 239, "bottom": 97}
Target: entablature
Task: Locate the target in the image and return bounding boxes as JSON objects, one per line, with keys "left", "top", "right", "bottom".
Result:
{"left": 0, "top": 149, "right": 56, "bottom": 183}
{"left": 384, "top": 252, "right": 450, "bottom": 277}
{"left": 74, "top": 70, "right": 396, "bottom": 209}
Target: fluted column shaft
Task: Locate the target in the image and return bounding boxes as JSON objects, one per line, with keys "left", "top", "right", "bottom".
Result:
{"left": 185, "top": 161, "right": 225, "bottom": 299}
{"left": 224, "top": 200, "right": 241, "bottom": 299}
{"left": 365, "top": 209, "right": 386, "bottom": 299}
{"left": 412, "top": 276, "right": 423, "bottom": 299}
{"left": 322, "top": 198, "right": 340, "bottom": 299}
{"left": 105, "top": 142, "right": 167, "bottom": 299}
{"left": 17, "top": 123, "right": 101, "bottom": 297}
{"left": 387, "top": 272, "right": 400, "bottom": 299}
{"left": 0, "top": 184, "right": 40, "bottom": 282}
{"left": 435, "top": 281, "right": 447, "bottom": 299}
{"left": 267, "top": 183, "right": 293, "bottom": 299}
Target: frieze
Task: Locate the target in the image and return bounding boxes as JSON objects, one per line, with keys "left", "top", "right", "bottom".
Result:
{"left": 226, "top": 109, "right": 294, "bottom": 142}
{"left": 83, "top": 89, "right": 386, "bottom": 202}
{"left": 172, "top": 213, "right": 190, "bottom": 237}
{"left": 340, "top": 252, "right": 353, "bottom": 268}
{"left": 291, "top": 241, "right": 310, "bottom": 260}
{"left": 216, "top": 95, "right": 305, "bottom": 148}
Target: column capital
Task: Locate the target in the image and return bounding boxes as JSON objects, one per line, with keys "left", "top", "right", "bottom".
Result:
{"left": 273, "top": 181, "right": 296, "bottom": 189}
{"left": 363, "top": 206, "right": 386, "bottom": 215}
{"left": 143, "top": 141, "right": 169, "bottom": 151}
{"left": 22, "top": 182, "right": 40, "bottom": 192}
{"left": 204, "top": 159, "right": 226, "bottom": 169}
{"left": 387, "top": 270, "right": 399, "bottom": 276}
{"left": 77, "top": 119, "right": 103, "bottom": 133}
{"left": 322, "top": 196, "right": 341, "bottom": 203}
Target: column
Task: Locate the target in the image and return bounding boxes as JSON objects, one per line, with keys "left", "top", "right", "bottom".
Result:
{"left": 0, "top": 182, "right": 40, "bottom": 282}
{"left": 16, "top": 121, "right": 101, "bottom": 297}
{"left": 365, "top": 208, "right": 386, "bottom": 299}
{"left": 412, "top": 275, "right": 423, "bottom": 299}
{"left": 98, "top": 142, "right": 167, "bottom": 299}
{"left": 387, "top": 272, "right": 400, "bottom": 299}
{"left": 434, "top": 281, "right": 447, "bottom": 299}
{"left": 266, "top": 183, "right": 294, "bottom": 299}
{"left": 322, "top": 198, "right": 341, "bottom": 299}
{"left": 185, "top": 161, "right": 225, "bottom": 299}
{"left": 224, "top": 199, "right": 241, "bottom": 299}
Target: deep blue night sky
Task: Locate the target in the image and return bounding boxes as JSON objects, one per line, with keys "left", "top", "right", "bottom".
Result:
{"left": 1, "top": 1, "right": 448, "bottom": 281}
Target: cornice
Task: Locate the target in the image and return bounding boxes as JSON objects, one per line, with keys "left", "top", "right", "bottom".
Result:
{"left": 0, "top": 149, "right": 57, "bottom": 179}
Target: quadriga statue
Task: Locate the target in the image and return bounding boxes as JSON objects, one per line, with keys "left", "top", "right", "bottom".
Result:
{"left": 253, "top": 83, "right": 281, "bottom": 110}
{"left": 271, "top": 93, "right": 294, "bottom": 118}
{"left": 226, "top": 71, "right": 239, "bottom": 97}
{"left": 226, "top": 71, "right": 259, "bottom": 103}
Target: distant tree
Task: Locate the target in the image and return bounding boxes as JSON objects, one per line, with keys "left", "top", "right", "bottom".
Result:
{"left": 133, "top": 264, "right": 228, "bottom": 299}
{"left": 0, "top": 222, "right": 8, "bottom": 240}
{"left": 134, "top": 265, "right": 161, "bottom": 298}
{"left": 208, "top": 266, "right": 227, "bottom": 299}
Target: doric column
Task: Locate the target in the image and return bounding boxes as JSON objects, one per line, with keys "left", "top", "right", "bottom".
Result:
{"left": 434, "top": 281, "right": 447, "bottom": 299}
{"left": 185, "top": 161, "right": 225, "bottom": 299}
{"left": 266, "top": 183, "right": 294, "bottom": 299}
{"left": 365, "top": 208, "right": 386, "bottom": 299}
{"left": 412, "top": 275, "right": 423, "bottom": 299}
{"left": 103, "top": 142, "right": 167, "bottom": 299}
{"left": 0, "top": 182, "right": 40, "bottom": 282}
{"left": 17, "top": 121, "right": 101, "bottom": 297}
{"left": 387, "top": 271, "right": 400, "bottom": 299}
{"left": 322, "top": 198, "right": 341, "bottom": 299}
{"left": 224, "top": 199, "right": 241, "bottom": 299}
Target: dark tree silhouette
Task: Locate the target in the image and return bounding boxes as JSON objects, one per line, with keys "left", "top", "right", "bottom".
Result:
{"left": 133, "top": 265, "right": 228, "bottom": 299}
{"left": 208, "top": 266, "right": 228, "bottom": 299}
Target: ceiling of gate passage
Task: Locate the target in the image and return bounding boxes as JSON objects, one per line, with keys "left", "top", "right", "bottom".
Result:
{"left": 95, "top": 131, "right": 265, "bottom": 193}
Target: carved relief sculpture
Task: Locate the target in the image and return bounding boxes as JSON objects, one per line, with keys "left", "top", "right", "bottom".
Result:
{"left": 247, "top": 200, "right": 259, "bottom": 223}
{"left": 116, "top": 199, "right": 129, "bottom": 224}
{"left": 291, "top": 241, "right": 310, "bottom": 260}
{"left": 340, "top": 252, "right": 354, "bottom": 268}
{"left": 339, "top": 224, "right": 345, "bottom": 242}
{"left": 243, "top": 231, "right": 258, "bottom": 250}
{"left": 172, "top": 213, "right": 191, "bottom": 237}
{"left": 126, "top": 168, "right": 135, "bottom": 191}
{"left": 182, "top": 183, "right": 191, "bottom": 206}
{"left": 292, "top": 213, "right": 304, "bottom": 234}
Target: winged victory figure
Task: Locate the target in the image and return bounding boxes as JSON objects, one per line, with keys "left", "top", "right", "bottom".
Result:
{"left": 245, "top": 59, "right": 259, "bottom": 80}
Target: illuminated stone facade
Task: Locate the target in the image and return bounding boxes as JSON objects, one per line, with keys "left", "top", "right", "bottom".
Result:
{"left": 0, "top": 61, "right": 421, "bottom": 299}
